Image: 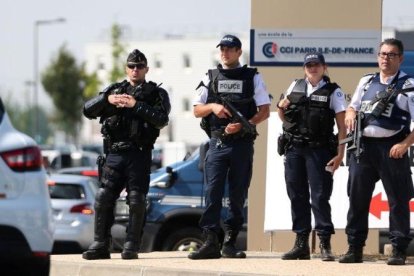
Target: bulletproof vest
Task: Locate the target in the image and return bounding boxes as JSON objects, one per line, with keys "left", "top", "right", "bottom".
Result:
{"left": 101, "top": 81, "right": 162, "bottom": 146}
{"left": 205, "top": 65, "right": 257, "bottom": 131}
{"left": 361, "top": 72, "right": 411, "bottom": 131}
{"left": 282, "top": 79, "right": 338, "bottom": 143}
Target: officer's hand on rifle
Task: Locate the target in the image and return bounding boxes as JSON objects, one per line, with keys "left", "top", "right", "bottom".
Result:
{"left": 211, "top": 103, "right": 232, "bottom": 119}
{"left": 345, "top": 107, "right": 357, "bottom": 132}
{"left": 224, "top": 123, "right": 242, "bottom": 135}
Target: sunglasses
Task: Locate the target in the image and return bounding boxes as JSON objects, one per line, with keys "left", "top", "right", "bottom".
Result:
{"left": 127, "top": 63, "right": 147, "bottom": 70}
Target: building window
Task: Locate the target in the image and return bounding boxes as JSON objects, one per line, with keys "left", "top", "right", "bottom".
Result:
{"left": 183, "top": 98, "right": 190, "bottom": 112}
{"left": 183, "top": 54, "right": 191, "bottom": 68}
{"left": 154, "top": 53, "right": 162, "bottom": 69}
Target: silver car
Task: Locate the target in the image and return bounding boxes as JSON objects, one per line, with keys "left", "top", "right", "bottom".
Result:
{"left": 48, "top": 174, "right": 99, "bottom": 253}
{"left": 0, "top": 97, "right": 54, "bottom": 275}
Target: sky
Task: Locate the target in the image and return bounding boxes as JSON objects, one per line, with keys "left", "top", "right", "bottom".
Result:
{"left": 1, "top": 0, "right": 414, "bottom": 109}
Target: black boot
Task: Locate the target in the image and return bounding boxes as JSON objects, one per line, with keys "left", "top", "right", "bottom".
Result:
{"left": 281, "top": 233, "right": 310, "bottom": 260}
{"left": 387, "top": 247, "right": 406, "bottom": 265}
{"left": 121, "top": 192, "right": 147, "bottom": 260}
{"left": 188, "top": 230, "right": 221, "bottom": 260}
{"left": 221, "top": 230, "right": 246, "bottom": 258}
{"left": 82, "top": 200, "right": 114, "bottom": 260}
{"left": 338, "top": 245, "right": 363, "bottom": 263}
{"left": 319, "top": 236, "right": 334, "bottom": 261}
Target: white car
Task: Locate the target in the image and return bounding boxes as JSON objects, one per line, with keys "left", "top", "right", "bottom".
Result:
{"left": 48, "top": 174, "right": 98, "bottom": 253}
{"left": 0, "top": 97, "right": 54, "bottom": 275}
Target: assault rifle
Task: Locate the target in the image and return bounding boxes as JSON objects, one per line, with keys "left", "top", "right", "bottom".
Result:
{"left": 339, "top": 85, "right": 414, "bottom": 163}
{"left": 219, "top": 95, "right": 258, "bottom": 137}
{"left": 339, "top": 111, "right": 364, "bottom": 163}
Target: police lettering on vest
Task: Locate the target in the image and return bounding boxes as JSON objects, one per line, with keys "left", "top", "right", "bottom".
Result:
{"left": 204, "top": 65, "right": 257, "bottom": 136}
{"left": 218, "top": 80, "right": 243, "bottom": 93}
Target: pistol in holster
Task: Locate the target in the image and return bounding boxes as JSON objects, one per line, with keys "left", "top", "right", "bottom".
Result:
{"left": 96, "top": 155, "right": 106, "bottom": 182}
{"left": 277, "top": 133, "right": 290, "bottom": 156}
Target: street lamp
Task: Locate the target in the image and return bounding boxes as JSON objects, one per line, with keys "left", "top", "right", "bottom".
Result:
{"left": 33, "top": 17, "right": 66, "bottom": 143}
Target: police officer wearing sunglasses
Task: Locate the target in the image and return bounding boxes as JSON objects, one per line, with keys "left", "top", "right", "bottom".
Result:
{"left": 82, "top": 49, "right": 171, "bottom": 260}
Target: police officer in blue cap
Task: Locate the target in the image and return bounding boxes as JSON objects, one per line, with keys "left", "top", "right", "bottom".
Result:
{"left": 82, "top": 49, "right": 170, "bottom": 260}
{"left": 189, "top": 34, "right": 271, "bottom": 260}
{"left": 277, "top": 52, "right": 347, "bottom": 261}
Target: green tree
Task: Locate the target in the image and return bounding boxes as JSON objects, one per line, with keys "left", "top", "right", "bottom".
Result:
{"left": 82, "top": 66, "right": 100, "bottom": 100}
{"left": 110, "top": 23, "right": 127, "bottom": 82}
{"left": 42, "top": 44, "right": 98, "bottom": 142}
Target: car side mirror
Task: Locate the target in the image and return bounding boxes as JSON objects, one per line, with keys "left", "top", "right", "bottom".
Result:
{"left": 165, "top": 166, "right": 178, "bottom": 188}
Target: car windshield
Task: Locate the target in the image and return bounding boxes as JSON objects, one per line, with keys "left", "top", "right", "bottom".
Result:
{"left": 49, "top": 184, "right": 86, "bottom": 199}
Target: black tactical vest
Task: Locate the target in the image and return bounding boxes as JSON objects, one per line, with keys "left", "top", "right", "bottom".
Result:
{"left": 205, "top": 65, "right": 257, "bottom": 132}
{"left": 101, "top": 81, "right": 162, "bottom": 146}
{"left": 283, "top": 79, "right": 338, "bottom": 144}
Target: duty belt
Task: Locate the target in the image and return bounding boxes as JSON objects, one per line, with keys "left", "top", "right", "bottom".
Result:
{"left": 210, "top": 129, "right": 254, "bottom": 143}
{"left": 109, "top": 141, "right": 135, "bottom": 153}
{"left": 285, "top": 133, "right": 326, "bottom": 148}
{"left": 211, "top": 129, "right": 237, "bottom": 142}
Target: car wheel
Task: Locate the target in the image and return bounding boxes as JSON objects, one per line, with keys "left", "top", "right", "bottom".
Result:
{"left": 162, "top": 227, "right": 204, "bottom": 252}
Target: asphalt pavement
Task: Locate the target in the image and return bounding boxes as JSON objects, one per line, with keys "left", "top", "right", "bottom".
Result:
{"left": 51, "top": 251, "right": 414, "bottom": 276}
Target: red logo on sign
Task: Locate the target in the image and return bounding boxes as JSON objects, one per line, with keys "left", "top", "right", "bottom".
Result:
{"left": 369, "top": 192, "right": 414, "bottom": 219}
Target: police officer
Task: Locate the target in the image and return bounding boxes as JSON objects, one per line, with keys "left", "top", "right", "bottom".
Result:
{"left": 277, "top": 53, "right": 347, "bottom": 261}
{"left": 339, "top": 38, "right": 414, "bottom": 266}
{"left": 82, "top": 49, "right": 170, "bottom": 260}
{"left": 188, "top": 34, "right": 271, "bottom": 260}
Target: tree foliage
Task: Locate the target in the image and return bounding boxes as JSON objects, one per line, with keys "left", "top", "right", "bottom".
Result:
{"left": 42, "top": 45, "right": 98, "bottom": 141}
{"left": 110, "top": 23, "right": 127, "bottom": 82}
{"left": 82, "top": 66, "right": 100, "bottom": 100}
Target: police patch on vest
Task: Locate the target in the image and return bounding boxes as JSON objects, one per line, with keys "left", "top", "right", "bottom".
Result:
{"left": 310, "top": 94, "right": 328, "bottom": 102}
{"left": 218, "top": 80, "right": 243, "bottom": 93}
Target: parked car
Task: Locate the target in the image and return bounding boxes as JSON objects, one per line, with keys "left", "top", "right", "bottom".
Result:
{"left": 81, "top": 143, "right": 104, "bottom": 155}
{"left": 41, "top": 149, "right": 99, "bottom": 172}
{"left": 48, "top": 174, "right": 99, "bottom": 253}
{"left": 57, "top": 166, "right": 99, "bottom": 179}
{"left": 151, "top": 146, "right": 163, "bottom": 171}
{"left": 0, "top": 97, "right": 53, "bottom": 275}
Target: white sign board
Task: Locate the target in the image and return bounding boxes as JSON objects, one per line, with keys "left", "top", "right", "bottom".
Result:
{"left": 250, "top": 29, "right": 381, "bottom": 67}
{"left": 264, "top": 112, "right": 414, "bottom": 231}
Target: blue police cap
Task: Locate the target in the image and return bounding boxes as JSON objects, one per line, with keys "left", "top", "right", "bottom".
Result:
{"left": 304, "top": 52, "right": 325, "bottom": 65}
{"left": 216, "top": 35, "right": 242, "bottom": 48}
